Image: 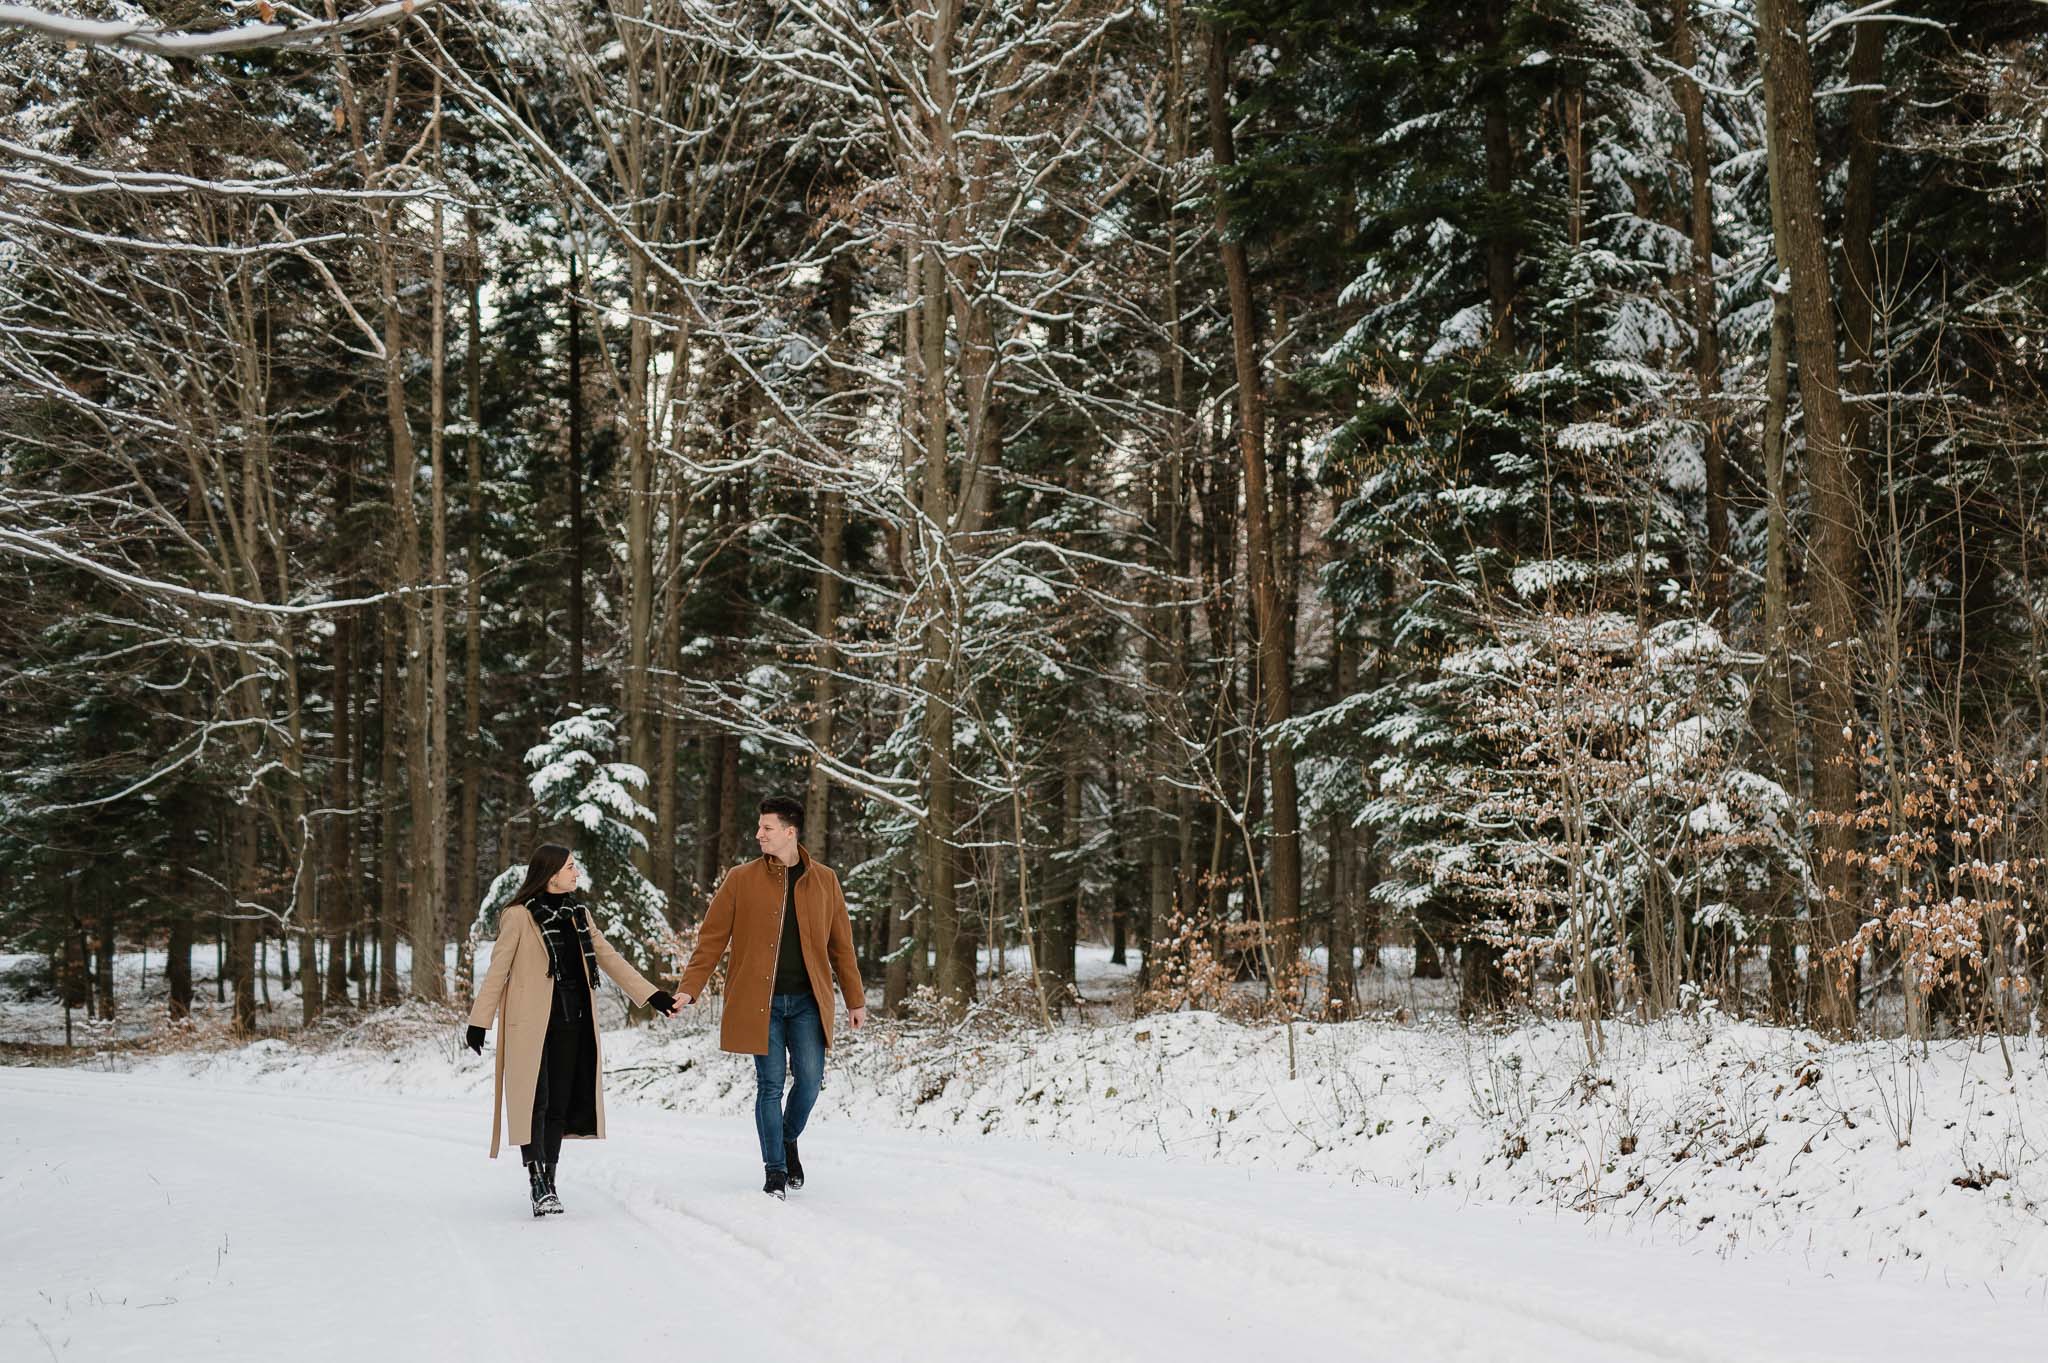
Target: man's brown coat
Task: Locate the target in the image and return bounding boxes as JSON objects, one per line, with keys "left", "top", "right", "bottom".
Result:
{"left": 678, "top": 846, "right": 866, "bottom": 1055}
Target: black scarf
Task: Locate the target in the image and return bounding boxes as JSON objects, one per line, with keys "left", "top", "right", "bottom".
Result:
{"left": 528, "top": 891, "right": 597, "bottom": 993}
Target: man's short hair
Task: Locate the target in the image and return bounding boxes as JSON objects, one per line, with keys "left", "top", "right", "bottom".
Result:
{"left": 758, "top": 793, "right": 805, "bottom": 837}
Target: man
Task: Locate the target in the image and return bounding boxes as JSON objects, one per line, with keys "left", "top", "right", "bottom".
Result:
{"left": 674, "top": 794, "right": 867, "bottom": 1199}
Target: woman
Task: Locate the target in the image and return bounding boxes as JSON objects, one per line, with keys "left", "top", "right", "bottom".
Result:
{"left": 463, "top": 843, "right": 677, "bottom": 1216}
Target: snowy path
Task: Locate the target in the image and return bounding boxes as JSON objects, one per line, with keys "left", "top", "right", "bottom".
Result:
{"left": 3, "top": 1067, "right": 2042, "bottom": 1362}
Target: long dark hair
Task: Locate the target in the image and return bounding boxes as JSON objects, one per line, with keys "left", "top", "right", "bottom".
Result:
{"left": 507, "top": 843, "right": 572, "bottom": 911}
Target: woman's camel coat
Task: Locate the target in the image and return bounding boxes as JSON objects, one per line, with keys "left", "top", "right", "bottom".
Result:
{"left": 467, "top": 902, "right": 662, "bottom": 1158}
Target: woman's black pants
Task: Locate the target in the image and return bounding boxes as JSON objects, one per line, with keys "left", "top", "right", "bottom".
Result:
{"left": 521, "top": 1012, "right": 595, "bottom": 1166}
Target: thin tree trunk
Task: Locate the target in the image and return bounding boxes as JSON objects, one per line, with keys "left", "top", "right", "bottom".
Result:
{"left": 92, "top": 897, "right": 115, "bottom": 1020}
{"left": 567, "top": 252, "right": 587, "bottom": 707}
{"left": 1838, "top": 15, "right": 1884, "bottom": 463}
{"left": 1763, "top": 289, "right": 1800, "bottom": 1022}
{"left": 167, "top": 808, "right": 194, "bottom": 1021}
{"left": 807, "top": 262, "right": 854, "bottom": 857}
{"left": 1206, "top": 21, "right": 1303, "bottom": 989}
{"left": 230, "top": 812, "right": 258, "bottom": 1035}
{"left": 696, "top": 732, "right": 724, "bottom": 892}
{"left": 328, "top": 600, "right": 355, "bottom": 1010}
{"left": 1482, "top": 0, "right": 1518, "bottom": 348}
{"left": 1053, "top": 763, "right": 1081, "bottom": 994}
{"left": 458, "top": 202, "right": 485, "bottom": 984}
{"left": 622, "top": 242, "right": 657, "bottom": 883}
{"left": 655, "top": 219, "right": 703, "bottom": 915}
{"left": 716, "top": 731, "right": 740, "bottom": 874}
{"left": 1673, "top": 0, "right": 1729, "bottom": 615}
{"left": 378, "top": 604, "right": 403, "bottom": 1006}
{"left": 422, "top": 75, "right": 452, "bottom": 1004}
{"left": 919, "top": 65, "right": 968, "bottom": 1001}
{"left": 886, "top": 233, "right": 926, "bottom": 1014}
{"left": 655, "top": 474, "right": 684, "bottom": 911}
{"left": 1326, "top": 633, "right": 1362, "bottom": 1015}
{"left": 884, "top": 867, "right": 914, "bottom": 1012}
{"left": 346, "top": 592, "right": 371, "bottom": 1009}
{"left": 63, "top": 894, "right": 86, "bottom": 1043}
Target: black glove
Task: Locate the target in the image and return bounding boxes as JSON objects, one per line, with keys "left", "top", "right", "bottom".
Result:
{"left": 464, "top": 1024, "right": 486, "bottom": 1054}
{"left": 648, "top": 990, "right": 677, "bottom": 1016}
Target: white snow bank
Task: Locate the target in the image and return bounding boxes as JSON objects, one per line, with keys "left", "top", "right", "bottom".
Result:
{"left": 12, "top": 1065, "right": 2045, "bottom": 1363}
{"left": 73, "top": 1004, "right": 2048, "bottom": 1288}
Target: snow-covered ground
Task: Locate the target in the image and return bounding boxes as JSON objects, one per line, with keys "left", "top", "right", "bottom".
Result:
{"left": 7, "top": 1062, "right": 2047, "bottom": 1363}
{"left": 10, "top": 943, "right": 2048, "bottom": 1356}
{"left": 78, "top": 1002, "right": 2042, "bottom": 1283}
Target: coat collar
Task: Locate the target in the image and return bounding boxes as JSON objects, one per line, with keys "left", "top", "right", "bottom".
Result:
{"left": 760, "top": 844, "right": 812, "bottom": 879}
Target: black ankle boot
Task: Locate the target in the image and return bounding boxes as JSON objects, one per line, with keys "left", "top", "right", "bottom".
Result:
{"left": 763, "top": 1166, "right": 788, "bottom": 1200}
{"left": 527, "top": 1162, "right": 550, "bottom": 1218}
{"left": 541, "top": 1162, "right": 564, "bottom": 1215}
{"left": 784, "top": 1140, "right": 804, "bottom": 1191}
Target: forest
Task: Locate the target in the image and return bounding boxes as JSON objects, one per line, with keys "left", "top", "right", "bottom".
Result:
{"left": 4, "top": 0, "right": 2047, "bottom": 1049}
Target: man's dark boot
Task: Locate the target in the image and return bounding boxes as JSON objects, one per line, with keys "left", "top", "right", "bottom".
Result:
{"left": 784, "top": 1140, "right": 804, "bottom": 1191}
{"left": 540, "top": 1162, "right": 565, "bottom": 1215}
{"left": 763, "top": 1166, "right": 788, "bottom": 1201}
{"left": 527, "top": 1162, "right": 551, "bottom": 1218}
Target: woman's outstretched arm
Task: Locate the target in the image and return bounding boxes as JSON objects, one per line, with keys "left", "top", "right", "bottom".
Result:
{"left": 589, "top": 922, "right": 664, "bottom": 1010}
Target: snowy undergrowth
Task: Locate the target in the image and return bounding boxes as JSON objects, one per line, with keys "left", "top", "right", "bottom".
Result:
{"left": 53, "top": 999, "right": 2046, "bottom": 1289}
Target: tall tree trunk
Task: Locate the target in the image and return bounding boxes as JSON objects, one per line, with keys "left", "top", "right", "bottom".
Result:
{"left": 655, "top": 473, "right": 684, "bottom": 911}
{"left": 1838, "top": 15, "right": 1884, "bottom": 464}
{"left": 1758, "top": 0, "right": 1861, "bottom": 1030}
{"left": 421, "top": 79, "right": 452, "bottom": 1005}
{"left": 1206, "top": 21, "right": 1303, "bottom": 989}
{"left": 1326, "top": 632, "right": 1362, "bottom": 1016}
{"left": 1163, "top": 376, "right": 1196, "bottom": 989}
{"left": 622, "top": 243, "right": 657, "bottom": 884}
{"left": 567, "top": 252, "right": 588, "bottom": 707}
{"left": 917, "top": 11, "right": 969, "bottom": 1000}
{"left": 378, "top": 604, "right": 402, "bottom": 1006}
{"left": 346, "top": 593, "right": 371, "bottom": 1008}
{"left": 807, "top": 261, "right": 854, "bottom": 857}
{"left": 655, "top": 224, "right": 703, "bottom": 915}
{"left": 1482, "top": 0, "right": 1518, "bottom": 349}
{"left": 1050, "top": 763, "right": 1082, "bottom": 995}
{"left": 291, "top": 630, "right": 319, "bottom": 1028}
{"left": 886, "top": 234, "right": 926, "bottom": 1014}
{"left": 458, "top": 202, "right": 485, "bottom": 982}
{"left": 1673, "top": 0, "right": 1729, "bottom": 615}
{"left": 1761, "top": 257, "right": 1801, "bottom": 1019}
{"left": 380, "top": 188, "right": 442, "bottom": 1005}
{"left": 327, "top": 596, "right": 355, "bottom": 1010}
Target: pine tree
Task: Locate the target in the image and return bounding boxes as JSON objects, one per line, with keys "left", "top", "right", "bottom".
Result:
{"left": 483, "top": 708, "right": 667, "bottom": 951}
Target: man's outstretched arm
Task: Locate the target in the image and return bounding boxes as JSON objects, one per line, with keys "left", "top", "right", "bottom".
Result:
{"left": 676, "top": 871, "right": 739, "bottom": 1004}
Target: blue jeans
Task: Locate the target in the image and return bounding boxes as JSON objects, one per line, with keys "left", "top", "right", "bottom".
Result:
{"left": 754, "top": 991, "right": 825, "bottom": 1170}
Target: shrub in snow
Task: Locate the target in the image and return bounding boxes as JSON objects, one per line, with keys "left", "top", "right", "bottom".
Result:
{"left": 1358, "top": 610, "right": 1806, "bottom": 1034}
